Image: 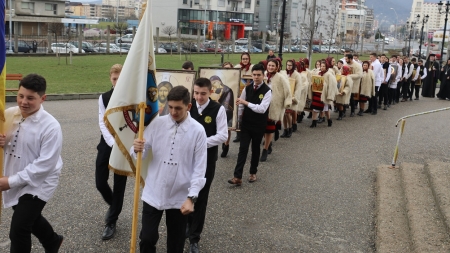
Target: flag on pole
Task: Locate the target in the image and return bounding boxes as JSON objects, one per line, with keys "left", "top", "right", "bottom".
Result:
{"left": 104, "top": 0, "right": 158, "bottom": 184}
{"left": 0, "top": 0, "right": 7, "bottom": 222}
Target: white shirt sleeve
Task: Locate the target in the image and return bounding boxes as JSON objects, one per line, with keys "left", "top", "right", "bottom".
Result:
{"left": 408, "top": 64, "right": 414, "bottom": 79}
{"left": 247, "top": 89, "right": 272, "bottom": 113}
{"left": 99, "top": 95, "right": 115, "bottom": 147}
{"left": 413, "top": 67, "right": 419, "bottom": 81}
{"left": 206, "top": 106, "right": 228, "bottom": 148}
{"left": 384, "top": 65, "right": 391, "bottom": 83}
{"left": 421, "top": 67, "right": 427, "bottom": 79}
{"left": 403, "top": 67, "right": 409, "bottom": 79}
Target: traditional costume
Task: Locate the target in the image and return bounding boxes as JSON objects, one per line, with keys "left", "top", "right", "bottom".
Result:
{"left": 335, "top": 66, "right": 353, "bottom": 120}
{"left": 358, "top": 66, "right": 375, "bottom": 115}
{"left": 412, "top": 64, "right": 427, "bottom": 100}
{"left": 346, "top": 60, "right": 363, "bottom": 116}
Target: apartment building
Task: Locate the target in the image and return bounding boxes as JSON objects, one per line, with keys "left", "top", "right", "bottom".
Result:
{"left": 154, "top": 0, "right": 255, "bottom": 40}
{"left": 410, "top": 0, "right": 446, "bottom": 30}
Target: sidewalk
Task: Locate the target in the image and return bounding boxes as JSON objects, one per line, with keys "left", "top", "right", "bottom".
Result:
{"left": 5, "top": 93, "right": 101, "bottom": 102}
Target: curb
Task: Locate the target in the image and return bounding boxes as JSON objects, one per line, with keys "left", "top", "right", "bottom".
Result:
{"left": 425, "top": 161, "right": 450, "bottom": 235}
{"left": 376, "top": 165, "right": 412, "bottom": 253}
{"left": 6, "top": 93, "right": 101, "bottom": 102}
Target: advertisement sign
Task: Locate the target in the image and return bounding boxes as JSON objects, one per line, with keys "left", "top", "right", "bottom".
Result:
{"left": 432, "top": 30, "right": 450, "bottom": 42}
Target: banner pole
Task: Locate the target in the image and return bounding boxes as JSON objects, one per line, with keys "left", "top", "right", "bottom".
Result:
{"left": 389, "top": 119, "right": 406, "bottom": 169}
{"left": 130, "top": 102, "right": 147, "bottom": 253}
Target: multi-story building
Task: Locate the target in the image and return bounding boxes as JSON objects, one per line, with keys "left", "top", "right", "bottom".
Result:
{"left": 6, "top": 0, "right": 66, "bottom": 36}
{"left": 410, "top": 0, "right": 445, "bottom": 30}
{"left": 68, "top": 2, "right": 135, "bottom": 21}
{"left": 154, "top": 0, "right": 255, "bottom": 40}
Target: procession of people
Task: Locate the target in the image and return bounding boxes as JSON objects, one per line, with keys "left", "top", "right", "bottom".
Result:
{"left": 1, "top": 49, "right": 450, "bottom": 253}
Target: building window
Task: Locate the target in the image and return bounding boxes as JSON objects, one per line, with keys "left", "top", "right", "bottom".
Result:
{"left": 45, "top": 3, "right": 58, "bottom": 15}
{"left": 245, "top": 0, "right": 251, "bottom": 8}
{"left": 194, "top": 0, "right": 199, "bottom": 4}
{"left": 183, "top": 0, "right": 187, "bottom": 4}
{"left": 218, "top": 0, "right": 225, "bottom": 7}
{"left": 21, "top": 2, "right": 34, "bottom": 11}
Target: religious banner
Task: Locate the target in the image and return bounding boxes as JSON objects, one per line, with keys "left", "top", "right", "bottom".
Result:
{"left": 198, "top": 67, "right": 241, "bottom": 130}
{"left": 155, "top": 69, "right": 197, "bottom": 116}
{"left": 311, "top": 75, "right": 324, "bottom": 93}
{"left": 240, "top": 74, "right": 253, "bottom": 95}
{"left": 289, "top": 78, "right": 296, "bottom": 94}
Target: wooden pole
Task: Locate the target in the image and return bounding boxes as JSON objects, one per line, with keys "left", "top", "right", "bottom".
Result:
{"left": 130, "top": 102, "right": 147, "bottom": 252}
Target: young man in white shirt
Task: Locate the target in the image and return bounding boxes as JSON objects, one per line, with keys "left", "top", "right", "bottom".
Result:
{"left": 412, "top": 59, "right": 428, "bottom": 100}
{"left": 187, "top": 78, "right": 228, "bottom": 253}
{"left": 132, "top": 86, "right": 207, "bottom": 253}
{"left": 96, "top": 64, "right": 128, "bottom": 240}
{"left": 367, "top": 52, "right": 383, "bottom": 115}
{"left": 0, "top": 74, "right": 64, "bottom": 253}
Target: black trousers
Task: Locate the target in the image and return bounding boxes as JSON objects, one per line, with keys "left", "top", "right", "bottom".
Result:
{"left": 10, "top": 194, "right": 60, "bottom": 253}
{"left": 408, "top": 80, "right": 415, "bottom": 99}
{"left": 396, "top": 82, "right": 402, "bottom": 102}
{"left": 350, "top": 95, "right": 356, "bottom": 113}
{"left": 402, "top": 80, "right": 411, "bottom": 99}
{"left": 378, "top": 84, "right": 389, "bottom": 105}
{"left": 187, "top": 161, "right": 216, "bottom": 244}
{"left": 370, "top": 86, "right": 379, "bottom": 112}
{"left": 233, "top": 127, "right": 264, "bottom": 179}
{"left": 414, "top": 85, "right": 421, "bottom": 98}
{"left": 388, "top": 87, "right": 396, "bottom": 104}
{"left": 139, "top": 202, "right": 187, "bottom": 253}
{"left": 96, "top": 137, "right": 128, "bottom": 225}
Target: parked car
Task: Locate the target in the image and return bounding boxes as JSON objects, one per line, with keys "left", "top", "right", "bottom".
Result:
{"left": 94, "top": 43, "right": 128, "bottom": 53}
{"left": 51, "top": 43, "right": 84, "bottom": 54}
{"left": 312, "top": 45, "right": 321, "bottom": 53}
{"left": 320, "top": 46, "right": 330, "bottom": 52}
{"left": 329, "top": 46, "right": 339, "bottom": 53}
{"left": 115, "top": 34, "right": 134, "bottom": 44}
{"left": 235, "top": 38, "right": 248, "bottom": 45}
{"left": 154, "top": 47, "right": 167, "bottom": 53}
{"left": 160, "top": 43, "right": 178, "bottom": 53}
{"left": 203, "top": 43, "right": 223, "bottom": 52}
{"left": 253, "top": 43, "right": 271, "bottom": 52}
{"left": 340, "top": 47, "right": 355, "bottom": 53}
{"left": 117, "top": 43, "right": 132, "bottom": 51}
{"left": 69, "top": 41, "right": 97, "bottom": 53}
{"left": 5, "top": 40, "right": 31, "bottom": 53}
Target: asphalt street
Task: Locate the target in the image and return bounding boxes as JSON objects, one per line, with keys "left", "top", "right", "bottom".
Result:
{"left": 0, "top": 95, "right": 449, "bottom": 252}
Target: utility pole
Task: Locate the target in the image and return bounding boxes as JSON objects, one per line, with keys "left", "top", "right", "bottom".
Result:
{"left": 278, "top": 0, "right": 287, "bottom": 60}
{"left": 308, "top": 0, "right": 317, "bottom": 67}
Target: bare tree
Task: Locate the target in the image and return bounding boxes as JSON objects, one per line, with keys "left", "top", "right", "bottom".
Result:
{"left": 114, "top": 22, "right": 128, "bottom": 56}
{"left": 104, "top": 9, "right": 116, "bottom": 22}
{"left": 162, "top": 26, "right": 177, "bottom": 55}
{"left": 43, "top": 22, "right": 75, "bottom": 65}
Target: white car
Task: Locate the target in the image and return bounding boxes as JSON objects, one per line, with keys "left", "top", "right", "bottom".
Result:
{"left": 235, "top": 38, "right": 248, "bottom": 45}
{"left": 94, "top": 43, "right": 128, "bottom": 53}
{"left": 115, "top": 34, "right": 134, "bottom": 44}
{"left": 154, "top": 47, "right": 167, "bottom": 53}
{"left": 51, "top": 43, "right": 84, "bottom": 54}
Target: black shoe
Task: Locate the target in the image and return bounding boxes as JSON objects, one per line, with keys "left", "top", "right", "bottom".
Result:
{"left": 280, "top": 129, "right": 288, "bottom": 138}
{"left": 232, "top": 132, "right": 241, "bottom": 143}
{"left": 102, "top": 223, "right": 116, "bottom": 240}
{"left": 221, "top": 143, "right": 229, "bottom": 157}
{"left": 363, "top": 109, "right": 372, "bottom": 113}
{"left": 317, "top": 117, "right": 325, "bottom": 123}
{"left": 383, "top": 105, "right": 387, "bottom": 110}
{"left": 350, "top": 112, "right": 355, "bottom": 117}
{"left": 292, "top": 124, "right": 297, "bottom": 132}
{"left": 260, "top": 149, "right": 268, "bottom": 162}
{"left": 409, "top": 98, "right": 412, "bottom": 101}
{"left": 327, "top": 119, "right": 332, "bottom": 127}
{"left": 414, "top": 97, "right": 419, "bottom": 100}
{"left": 357, "top": 110, "right": 364, "bottom": 116}
{"left": 337, "top": 111, "right": 343, "bottom": 120}
{"left": 190, "top": 242, "right": 199, "bottom": 253}
{"left": 287, "top": 128, "right": 292, "bottom": 137}
{"left": 298, "top": 112, "right": 304, "bottom": 123}
{"left": 371, "top": 111, "right": 377, "bottom": 115}
{"left": 267, "top": 142, "right": 272, "bottom": 154}
{"left": 377, "top": 105, "right": 381, "bottom": 109}
{"left": 274, "top": 130, "right": 279, "bottom": 141}
{"left": 307, "top": 112, "right": 312, "bottom": 118}
{"left": 310, "top": 120, "right": 317, "bottom": 128}
{"left": 387, "top": 104, "right": 390, "bottom": 108}
{"left": 45, "top": 234, "right": 63, "bottom": 253}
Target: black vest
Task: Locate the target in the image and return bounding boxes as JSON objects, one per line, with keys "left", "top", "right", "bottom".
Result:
{"left": 419, "top": 66, "right": 424, "bottom": 76}
{"left": 102, "top": 88, "right": 114, "bottom": 109}
{"left": 242, "top": 83, "right": 270, "bottom": 131}
{"left": 190, "top": 99, "right": 221, "bottom": 162}
{"left": 407, "top": 63, "right": 413, "bottom": 81}
{"left": 99, "top": 88, "right": 114, "bottom": 145}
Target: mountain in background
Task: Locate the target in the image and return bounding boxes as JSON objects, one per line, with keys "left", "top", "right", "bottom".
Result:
{"left": 366, "top": 0, "right": 440, "bottom": 24}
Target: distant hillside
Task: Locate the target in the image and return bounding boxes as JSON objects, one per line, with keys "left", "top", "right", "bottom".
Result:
{"left": 366, "top": 0, "right": 440, "bottom": 24}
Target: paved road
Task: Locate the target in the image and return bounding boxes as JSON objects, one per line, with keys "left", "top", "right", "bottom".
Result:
{"left": 1, "top": 96, "right": 449, "bottom": 252}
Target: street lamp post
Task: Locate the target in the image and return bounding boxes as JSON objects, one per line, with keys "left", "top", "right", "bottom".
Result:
{"left": 438, "top": 1, "right": 450, "bottom": 62}
{"left": 8, "top": 0, "right": 13, "bottom": 53}
{"left": 407, "top": 17, "right": 418, "bottom": 57}
{"left": 390, "top": 8, "right": 399, "bottom": 47}
{"left": 418, "top": 14, "right": 429, "bottom": 59}
{"left": 278, "top": 0, "right": 287, "bottom": 60}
